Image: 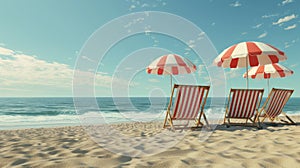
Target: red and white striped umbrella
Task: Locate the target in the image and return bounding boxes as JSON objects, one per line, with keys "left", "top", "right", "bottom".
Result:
{"left": 243, "top": 63, "right": 293, "bottom": 92}
{"left": 214, "top": 41, "right": 287, "bottom": 88}
{"left": 243, "top": 63, "right": 293, "bottom": 79}
{"left": 146, "top": 54, "right": 196, "bottom": 91}
{"left": 214, "top": 41, "right": 287, "bottom": 68}
{"left": 146, "top": 54, "right": 196, "bottom": 75}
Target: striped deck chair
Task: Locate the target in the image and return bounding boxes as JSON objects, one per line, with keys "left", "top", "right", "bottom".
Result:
{"left": 259, "top": 88, "right": 295, "bottom": 124}
{"left": 163, "top": 84, "right": 210, "bottom": 129}
{"left": 224, "top": 89, "right": 264, "bottom": 128}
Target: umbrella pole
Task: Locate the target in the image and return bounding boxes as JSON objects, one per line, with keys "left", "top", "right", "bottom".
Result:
{"left": 170, "top": 75, "right": 172, "bottom": 93}
{"left": 246, "top": 57, "right": 249, "bottom": 89}
{"left": 267, "top": 78, "right": 269, "bottom": 93}
{"left": 246, "top": 68, "right": 249, "bottom": 89}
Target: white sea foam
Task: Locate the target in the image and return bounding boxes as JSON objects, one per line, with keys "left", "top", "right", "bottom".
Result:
{"left": 0, "top": 110, "right": 165, "bottom": 130}
{"left": 0, "top": 114, "right": 81, "bottom": 130}
{"left": 1, "top": 108, "right": 298, "bottom": 130}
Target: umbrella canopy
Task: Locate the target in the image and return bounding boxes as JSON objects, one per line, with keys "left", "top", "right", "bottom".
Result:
{"left": 213, "top": 41, "right": 287, "bottom": 88}
{"left": 243, "top": 63, "right": 294, "bottom": 79}
{"left": 243, "top": 63, "right": 294, "bottom": 93}
{"left": 214, "top": 41, "right": 287, "bottom": 68}
{"left": 146, "top": 54, "right": 196, "bottom": 92}
{"left": 147, "top": 54, "right": 197, "bottom": 75}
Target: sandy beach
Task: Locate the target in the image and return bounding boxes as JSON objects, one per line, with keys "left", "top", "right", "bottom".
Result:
{"left": 0, "top": 116, "right": 299, "bottom": 168}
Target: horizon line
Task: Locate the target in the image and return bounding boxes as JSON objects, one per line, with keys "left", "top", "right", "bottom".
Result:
{"left": 0, "top": 96, "right": 299, "bottom": 98}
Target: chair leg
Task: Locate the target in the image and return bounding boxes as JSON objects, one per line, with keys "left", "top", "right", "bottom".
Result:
{"left": 195, "top": 120, "right": 204, "bottom": 128}
{"left": 261, "top": 116, "right": 266, "bottom": 122}
{"left": 260, "top": 110, "right": 271, "bottom": 122}
{"left": 282, "top": 112, "right": 296, "bottom": 125}
{"left": 226, "top": 118, "right": 231, "bottom": 128}
{"left": 196, "top": 111, "right": 203, "bottom": 127}
{"left": 163, "top": 111, "right": 169, "bottom": 128}
{"left": 270, "top": 117, "right": 275, "bottom": 122}
{"left": 285, "top": 116, "right": 296, "bottom": 125}
{"left": 253, "top": 112, "right": 262, "bottom": 129}
{"left": 202, "top": 113, "right": 210, "bottom": 129}
{"left": 264, "top": 112, "right": 274, "bottom": 122}
{"left": 163, "top": 111, "right": 174, "bottom": 128}
{"left": 256, "top": 119, "right": 262, "bottom": 129}
{"left": 257, "top": 116, "right": 262, "bottom": 129}
{"left": 168, "top": 118, "right": 174, "bottom": 128}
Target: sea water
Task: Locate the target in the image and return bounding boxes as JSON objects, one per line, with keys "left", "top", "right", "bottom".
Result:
{"left": 0, "top": 97, "right": 299, "bottom": 130}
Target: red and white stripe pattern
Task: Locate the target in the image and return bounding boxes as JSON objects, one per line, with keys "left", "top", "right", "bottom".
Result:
{"left": 243, "top": 63, "right": 294, "bottom": 79}
{"left": 146, "top": 54, "right": 197, "bottom": 75}
{"left": 265, "top": 89, "right": 293, "bottom": 118}
{"left": 214, "top": 41, "right": 287, "bottom": 68}
{"left": 172, "top": 85, "right": 208, "bottom": 120}
{"left": 228, "top": 89, "right": 263, "bottom": 118}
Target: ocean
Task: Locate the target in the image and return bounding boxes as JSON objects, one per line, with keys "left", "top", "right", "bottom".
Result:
{"left": 0, "top": 97, "right": 299, "bottom": 130}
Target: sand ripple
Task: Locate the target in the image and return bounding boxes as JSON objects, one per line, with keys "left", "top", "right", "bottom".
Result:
{"left": 0, "top": 117, "right": 299, "bottom": 167}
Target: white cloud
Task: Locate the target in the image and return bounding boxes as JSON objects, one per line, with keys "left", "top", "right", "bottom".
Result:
{"left": 127, "top": 0, "right": 167, "bottom": 11}
{"left": 252, "top": 23, "right": 263, "bottom": 29}
{"left": 273, "top": 14, "right": 297, "bottom": 25}
{"left": 241, "top": 32, "right": 248, "bottom": 35}
{"left": 0, "top": 47, "right": 15, "bottom": 56}
{"left": 187, "top": 40, "right": 195, "bottom": 48}
{"left": 197, "top": 32, "right": 206, "bottom": 40}
{"left": 262, "top": 14, "right": 279, "bottom": 18}
{"left": 0, "top": 46, "right": 133, "bottom": 96}
{"left": 258, "top": 32, "right": 268, "bottom": 39}
{"left": 184, "top": 51, "right": 189, "bottom": 55}
{"left": 284, "top": 38, "right": 298, "bottom": 48}
{"left": 144, "top": 25, "right": 152, "bottom": 35}
{"left": 281, "top": 0, "right": 293, "bottom": 6}
{"left": 185, "top": 47, "right": 191, "bottom": 51}
{"left": 81, "top": 55, "right": 96, "bottom": 63}
{"left": 141, "top": 3, "right": 149, "bottom": 8}
{"left": 290, "top": 64, "right": 298, "bottom": 68}
{"left": 230, "top": 1, "right": 241, "bottom": 7}
{"left": 0, "top": 53, "right": 74, "bottom": 87}
{"left": 129, "top": 5, "right": 136, "bottom": 11}
{"left": 284, "top": 42, "right": 291, "bottom": 48}
{"left": 198, "top": 32, "right": 205, "bottom": 36}
{"left": 284, "top": 24, "right": 297, "bottom": 30}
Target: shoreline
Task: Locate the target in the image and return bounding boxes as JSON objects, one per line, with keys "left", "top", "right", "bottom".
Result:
{"left": 2, "top": 113, "right": 299, "bottom": 131}
{"left": 0, "top": 116, "right": 299, "bottom": 167}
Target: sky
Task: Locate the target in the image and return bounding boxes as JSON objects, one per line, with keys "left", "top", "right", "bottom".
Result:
{"left": 0, "top": 0, "right": 299, "bottom": 97}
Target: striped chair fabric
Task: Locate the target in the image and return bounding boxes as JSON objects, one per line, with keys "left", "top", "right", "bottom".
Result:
{"left": 227, "top": 89, "right": 263, "bottom": 119}
{"left": 172, "top": 85, "right": 207, "bottom": 120}
{"left": 264, "top": 89, "right": 293, "bottom": 118}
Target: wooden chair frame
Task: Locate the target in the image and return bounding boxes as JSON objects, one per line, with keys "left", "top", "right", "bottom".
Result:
{"left": 224, "top": 89, "right": 264, "bottom": 128}
{"left": 163, "top": 84, "right": 210, "bottom": 129}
